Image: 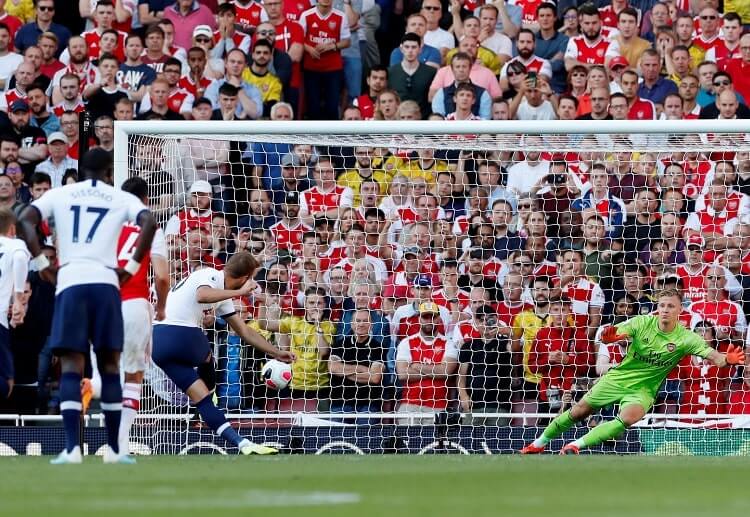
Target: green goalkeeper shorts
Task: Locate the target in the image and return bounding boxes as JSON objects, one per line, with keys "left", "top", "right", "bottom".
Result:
{"left": 583, "top": 377, "right": 655, "bottom": 412}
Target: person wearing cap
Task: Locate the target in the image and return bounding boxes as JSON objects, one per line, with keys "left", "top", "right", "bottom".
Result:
{"left": 190, "top": 96, "right": 213, "bottom": 121}
{"left": 391, "top": 273, "right": 451, "bottom": 346}
{"left": 637, "top": 48, "right": 678, "bottom": 108}
{"left": 34, "top": 131, "right": 76, "bottom": 188}
{"left": 163, "top": 179, "right": 213, "bottom": 238}
{"left": 383, "top": 245, "right": 424, "bottom": 291}
{"left": 163, "top": 0, "right": 216, "bottom": 50}
{"left": 395, "top": 301, "right": 458, "bottom": 424}
{"left": 7, "top": 97, "right": 48, "bottom": 177}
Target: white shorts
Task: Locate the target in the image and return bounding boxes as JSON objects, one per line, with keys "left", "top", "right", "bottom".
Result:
{"left": 121, "top": 298, "right": 153, "bottom": 373}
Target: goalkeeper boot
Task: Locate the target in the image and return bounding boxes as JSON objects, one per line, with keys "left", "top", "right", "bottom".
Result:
{"left": 560, "top": 443, "right": 580, "bottom": 455}
{"left": 103, "top": 447, "right": 137, "bottom": 465}
{"left": 50, "top": 446, "right": 83, "bottom": 465}
{"left": 239, "top": 439, "right": 278, "bottom": 456}
{"left": 519, "top": 443, "right": 545, "bottom": 454}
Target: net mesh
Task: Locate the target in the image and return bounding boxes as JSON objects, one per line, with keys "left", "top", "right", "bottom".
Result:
{"left": 23, "top": 124, "right": 750, "bottom": 456}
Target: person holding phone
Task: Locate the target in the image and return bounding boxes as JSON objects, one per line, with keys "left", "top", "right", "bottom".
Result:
{"left": 509, "top": 72, "right": 557, "bottom": 120}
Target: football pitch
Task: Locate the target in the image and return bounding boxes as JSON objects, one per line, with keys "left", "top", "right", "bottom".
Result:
{"left": 1, "top": 455, "right": 747, "bottom": 517}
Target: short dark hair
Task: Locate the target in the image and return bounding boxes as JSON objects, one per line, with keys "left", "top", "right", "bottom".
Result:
{"left": 401, "top": 32, "right": 421, "bottom": 45}
{"left": 29, "top": 171, "right": 51, "bottom": 187}
{"left": 225, "top": 251, "right": 260, "bottom": 279}
{"left": 578, "top": 3, "right": 600, "bottom": 17}
{"left": 218, "top": 82, "right": 240, "bottom": 97}
{"left": 536, "top": 2, "right": 556, "bottom": 16}
{"left": 217, "top": 2, "right": 236, "bottom": 15}
{"left": 618, "top": 7, "right": 639, "bottom": 21}
{"left": 368, "top": 65, "right": 388, "bottom": 78}
{"left": 121, "top": 176, "right": 149, "bottom": 201}
{"left": 724, "top": 12, "right": 742, "bottom": 23}
{"left": 559, "top": 93, "right": 579, "bottom": 108}
{"left": 98, "top": 52, "right": 119, "bottom": 65}
{"left": 253, "top": 39, "right": 273, "bottom": 52}
{"left": 164, "top": 57, "right": 182, "bottom": 70}
{"left": 144, "top": 24, "right": 165, "bottom": 39}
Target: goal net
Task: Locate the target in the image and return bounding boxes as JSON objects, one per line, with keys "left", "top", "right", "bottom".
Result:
{"left": 108, "top": 120, "right": 750, "bottom": 455}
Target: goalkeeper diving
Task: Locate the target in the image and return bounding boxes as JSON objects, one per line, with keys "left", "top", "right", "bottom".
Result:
{"left": 521, "top": 288, "right": 746, "bottom": 454}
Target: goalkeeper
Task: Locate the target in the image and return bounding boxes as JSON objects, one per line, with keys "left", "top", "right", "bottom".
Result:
{"left": 521, "top": 289, "right": 745, "bottom": 455}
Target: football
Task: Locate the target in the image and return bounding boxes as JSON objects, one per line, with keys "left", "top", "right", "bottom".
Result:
{"left": 261, "top": 359, "right": 293, "bottom": 390}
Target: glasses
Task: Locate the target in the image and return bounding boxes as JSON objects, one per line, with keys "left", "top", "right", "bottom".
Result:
{"left": 700, "top": 15, "right": 717, "bottom": 20}
{"left": 706, "top": 275, "right": 723, "bottom": 280}
{"left": 4, "top": 168, "right": 22, "bottom": 174}
{"left": 423, "top": 5, "right": 441, "bottom": 10}
{"left": 713, "top": 80, "right": 730, "bottom": 86}
{"left": 514, "top": 262, "right": 533, "bottom": 267}
{"left": 61, "top": 121, "right": 77, "bottom": 126}
{"left": 94, "top": 125, "right": 113, "bottom": 130}
{"left": 38, "top": 5, "right": 54, "bottom": 11}
{"left": 257, "top": 30, "right": 276, "bottom": 36}
{"left": 195, "top": 37, "right": 210, "bottom": 43}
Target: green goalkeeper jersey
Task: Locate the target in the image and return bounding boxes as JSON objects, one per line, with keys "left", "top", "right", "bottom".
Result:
{"left": 608, "top": 315, "right": 714, "bottom": 396}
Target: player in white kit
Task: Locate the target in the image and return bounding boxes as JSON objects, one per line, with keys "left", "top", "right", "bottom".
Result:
{"left": 0, "top": 208, "right": 30, "bottom": 403}
{"left": 18, "top": 149, "right": 157, "bottom": 464}
{"left": 152, "top": 252, "right": 294, "bottom": 454}
{"left": 116, "top": 177, "right": 170, "bottom": 455}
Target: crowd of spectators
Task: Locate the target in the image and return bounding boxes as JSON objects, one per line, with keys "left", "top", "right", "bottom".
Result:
{"left": 1, "top": 0, "right": 750, "bottom": 423}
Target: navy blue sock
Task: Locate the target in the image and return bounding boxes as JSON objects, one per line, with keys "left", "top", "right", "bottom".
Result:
{"left": 59, "top": 372, "right": 82, "bottom": 453}
{"left": 100, "top": 373, "right": 122, "bottom": 454}
{"left": 196, "top": 395, "right": 243, "bottom": 446}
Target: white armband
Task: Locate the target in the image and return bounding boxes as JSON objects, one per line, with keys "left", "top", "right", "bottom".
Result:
{"left": 124, "top": 259, "right": 141, "bottom": 275}
{"left": 30, "top": 254, "right": 50, "bottom": 271}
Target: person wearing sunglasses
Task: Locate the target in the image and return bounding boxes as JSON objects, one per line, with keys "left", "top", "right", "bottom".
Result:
{"left": 698, "top": 71, "right": 750, "bottom": 119}
{"left": 693, "top": 6, "right": 721, "bottom": 54}
{"left": 14, "top": 0, "right": 70, "bottom": 56}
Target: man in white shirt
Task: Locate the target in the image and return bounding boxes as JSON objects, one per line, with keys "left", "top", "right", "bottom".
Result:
{"left": 34, "top": 132, "right": 77, "bottom": 187}
{"left": 506, "top": 136, "right": 551, "bottom": 195}
{"left": 0, "top": 23, "right": 22, "bottom": 91}
{"left": 421, "top": 0, "right": 454, "bottom": 58}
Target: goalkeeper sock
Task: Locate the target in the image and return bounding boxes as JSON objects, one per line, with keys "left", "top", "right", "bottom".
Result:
{"left": 59, "top": 372, "right": 82, "bottom": 453}
{"left": 119, "top": 382, "right": 141, "bottom": 455}
{"left": 100, "top": 373, "right": 122, "bottom": 455}
{"left": 196, "top": 394, "right": 243, "bottom": 447}
{"left": 575, "top": 417, "right": 627, "bottom": 449}
{"left": 534, "top": 410, "right": 576, "bottom": 447}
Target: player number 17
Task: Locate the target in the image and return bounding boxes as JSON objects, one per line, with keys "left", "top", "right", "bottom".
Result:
{"left": 70, "top": 205, "right": 109, "bottom": 243}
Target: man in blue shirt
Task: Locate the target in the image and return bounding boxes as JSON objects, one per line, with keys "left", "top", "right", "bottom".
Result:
{"left": 637, "top": 49, "right": 677, "bottom": 108}
{"left": 534, "top": 2, "right": 569, "bottom": 93}
{"left": 389, "top": 13, "right": 441, "bottom": 68}
{"left": 14, "top": 0, "right": 71, "bottom": 57}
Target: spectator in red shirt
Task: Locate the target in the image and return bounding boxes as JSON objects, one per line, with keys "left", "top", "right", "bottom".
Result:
{"left": 529, "top": 295, "right": 591, "bottom": 416}
{"left": 395, "top": 301, "right": 458, "bottom": 424}
{"left": 728, "top": 352, "right": 750, "bottom": 414}
{"left": 299, "top": 0, "right": 350, "bottom": 120}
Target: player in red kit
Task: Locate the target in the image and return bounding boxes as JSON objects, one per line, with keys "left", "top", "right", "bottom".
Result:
{"left": 299, "top": 0, "right": 351, "bottom": 119}
{"left": 116, "top": 177, "right": 170, "bottom": 455}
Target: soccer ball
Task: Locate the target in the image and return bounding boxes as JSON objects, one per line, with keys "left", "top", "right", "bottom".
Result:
{"left": 261, "top": 359, "right": 292, "bottom": 390}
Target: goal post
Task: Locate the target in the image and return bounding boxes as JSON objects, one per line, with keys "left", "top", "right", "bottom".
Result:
{"left": 103, "top": 119, "right": 750, "bottom": 455}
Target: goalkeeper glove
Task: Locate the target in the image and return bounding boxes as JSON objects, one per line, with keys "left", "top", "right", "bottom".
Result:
{"left": 725, "top": 345, "right": 746, "bottom": 366}
{"left": 600, "top": 325, "right": 629, "bottom": 344}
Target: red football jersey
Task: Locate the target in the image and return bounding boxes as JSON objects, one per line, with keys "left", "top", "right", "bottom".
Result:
{"left": 512, "top": 0, "right": 542, "bottom": 24}
{"left": 0, "top": 13, "right": 22, "bottom": 51}
{"left": 676, "top": 264, "right": 709, "bottom": 304}
{"left": 232, "top": 0, "right": 267, "bottom": 28}
{"left": 82, "top": 29, "right": 126, "bottom": 61}
{"left": 274, "top": 19, "right": 304, "bottom": 88}
{"left": 283, "top": 0, "right": 311, "bottom": 21}
{"left": 178, "top": 75, "right": 213, "bottom": 98}
{"left": 397, "top": 333, "right": 455, "bottom": 409}
{"left": 300, "top": 185, "right": 353, "bottom": 214}
{"left": 299, "top": 7, "right": 350, "bottom": 72}
{"left": 117, "top": 223, "right": 152, "bottom": 301}
{"left": 270, "top": 219, "right": 312, "bottom": 254}
{"left": 52, "top": 101, "right": 86, "bottom": 118}
{"left": 628, "top": 98, "right": 656, "bottom": 120}
{"left": 569, "top": 36, "right": 609, "bottom": 65}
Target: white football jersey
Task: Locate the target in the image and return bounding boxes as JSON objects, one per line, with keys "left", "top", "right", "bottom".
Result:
{"left": 0, "top": 236, "right": 30, "bottom": 329}
{"left": 157, "top": 268, "right": 236, "bottom": 328}
{"left": 32, "top": 179, "right": 148, "bottom": 293}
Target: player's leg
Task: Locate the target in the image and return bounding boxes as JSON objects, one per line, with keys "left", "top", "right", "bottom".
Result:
{"left": 118, "top": 299, "right": 152, "bottom": 455}
{"left": 89, "top": 284, "right": 131, "bottom": 463}
{"left": 521, "top": 377, "right": 625, "bottom": 453}
{"left": 564, "top": 396, "right": 650, "bottom": 453}
{"left": 520, "top": 399, "right": 594, "bottom": 453}
{"left": 49, "top": 286, "right": 90, "bottom": 464}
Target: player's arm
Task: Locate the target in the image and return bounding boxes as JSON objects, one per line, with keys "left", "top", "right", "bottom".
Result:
{"left": 224, "top": 312, "right": 295, "bottom": 362}
{"left": 152, "top": 254, "right": 169, "bottom": 320}
{"left": 195, "top": 277, "right": 255, "bottom": 304}
{"left": 10, "top": 249, "right": 29, "bottom": 327}
{"left": 17, "top": 205, "right": 50, "bottom": 274}
{"left": 706, "top": 346, "right": 745, "bottom": 368}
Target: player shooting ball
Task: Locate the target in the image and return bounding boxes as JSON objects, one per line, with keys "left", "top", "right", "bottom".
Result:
{"left": 521, "top": 288, "right": 746, "bottom": 455}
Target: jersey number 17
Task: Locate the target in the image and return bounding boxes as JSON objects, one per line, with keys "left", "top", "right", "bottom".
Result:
{"left": 70, "top": 205, "right": 109, "bottom": 243}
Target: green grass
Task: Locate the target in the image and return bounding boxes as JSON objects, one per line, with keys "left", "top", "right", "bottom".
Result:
{"left": 0, "top": 455, "right": 748, "bottom": 517}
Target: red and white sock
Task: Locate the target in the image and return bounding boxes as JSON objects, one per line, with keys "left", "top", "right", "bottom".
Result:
{"left": 118, "top": 382, "right": 141, "bottom": 455}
